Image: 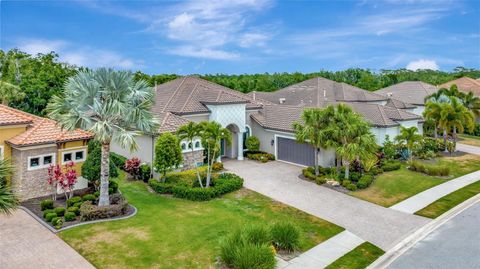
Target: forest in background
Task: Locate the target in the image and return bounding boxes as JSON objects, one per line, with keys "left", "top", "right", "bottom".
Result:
{"left": 1, "top": 49, "right": 479, "bottom": 116}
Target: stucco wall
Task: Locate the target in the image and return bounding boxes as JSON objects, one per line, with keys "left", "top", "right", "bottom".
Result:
{"left": 0, "top": 125, "right": 27, "bottom": 159}
{"left": 411, "top": 106, "right": 425, "bottom": 116}
{"left": 111, "top": 135, "right": 154, "bottom": 164}
{"left": 250, "top": 120, "right": 276, "bottom": 154}
{"left": 371, "top": 126, "right": 400, "bottom": 145}
{"left": 183, "top": 114, "right": 210, "bottom": 123}
{"left": 206, "top": 103, "right": 246, "bottom": 132}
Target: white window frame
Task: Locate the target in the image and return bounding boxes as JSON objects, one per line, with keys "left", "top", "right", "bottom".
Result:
{"left": 61, "top": 148, "right": 87, "bottom": 164}
{"left": 181, "top": 138, "right": 203, "bottom": 153}
{"left": 0, "top": 145, "right": 4, "bottom": 160}
{"left": 28, "top": 153, "right": 56, "bottom": 171}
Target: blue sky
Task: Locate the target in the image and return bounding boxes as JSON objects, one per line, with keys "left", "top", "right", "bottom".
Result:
{"left": 1, "top": 0, "right": 479, "bottom": 74}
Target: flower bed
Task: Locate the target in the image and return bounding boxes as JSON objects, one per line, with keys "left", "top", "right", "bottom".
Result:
{"left": 245, "top": 151, "right": 275, "bottom": 163}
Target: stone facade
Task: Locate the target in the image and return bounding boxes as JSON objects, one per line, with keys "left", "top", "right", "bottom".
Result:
{"left": 11, "top": 146, "right": 58, "bottom": 201}
{"left": 182, "top": 150, "right": 204, "bottom": 170}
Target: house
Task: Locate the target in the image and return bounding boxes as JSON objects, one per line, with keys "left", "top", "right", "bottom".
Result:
{"left": 438, "top": 76, "right": 480, "bottom": 96}
{"left": 0, "top": 105, "right": 93, "bottom": 200}
{"left": 374, "top": 81, "right": 438, "bottom": 116}
{"left": 113, "top": 76, "right": 423, "bottom": 168}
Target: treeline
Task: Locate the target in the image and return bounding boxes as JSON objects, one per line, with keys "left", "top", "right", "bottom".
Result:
{"left": 1, "top": 48, "right": 479, "bottom": 116}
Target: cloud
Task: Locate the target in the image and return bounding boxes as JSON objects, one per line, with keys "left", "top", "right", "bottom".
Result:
{"left": 15, "top": 38, "right": 140, "bottom": 69}
{"left": 169, "top": 46, "right": 239, "bottom": 60}
{"left": 406, "top": 59, "right": 439, "bottom": 70}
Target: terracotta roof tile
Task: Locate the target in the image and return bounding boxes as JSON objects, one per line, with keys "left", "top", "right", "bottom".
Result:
{"left": 0, "top": 104, "right": 35, "bottom": 126}
{"left": 438, "top": 77, "right": 480, "bottom": 96}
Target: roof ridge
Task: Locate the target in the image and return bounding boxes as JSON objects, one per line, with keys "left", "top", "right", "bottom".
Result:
{"left": 162, "top": 77, "right": 187, "bottom": 113}
{"left": 180, "top": 82, "right": 199, "bottom": 112}
{"left": 377, "top": 105, "right": 390, "bottom": 125}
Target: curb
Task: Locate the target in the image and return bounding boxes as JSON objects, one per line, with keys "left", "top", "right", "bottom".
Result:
{"left": 20, "top": 204, "right": 138, "bottom": 234}
{"left": 367, "top": 193, "right": 480, "bottom": 269}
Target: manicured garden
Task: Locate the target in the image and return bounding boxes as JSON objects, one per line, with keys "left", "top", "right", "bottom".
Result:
{"left": 415, "top": 180, "right": 480, "bottom": 218}
{"left": 324, "top": 242, "right": 384, "bottom": 269}
{"left": 351, "top": 154, "right": 480, "bottom": 207}
{"left": 60, "top": 171, "right": 344, "bottom": 269}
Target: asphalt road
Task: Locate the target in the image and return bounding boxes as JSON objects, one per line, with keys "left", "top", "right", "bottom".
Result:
{"left": 387, "top": 201, "right": 480, "bottom": 269}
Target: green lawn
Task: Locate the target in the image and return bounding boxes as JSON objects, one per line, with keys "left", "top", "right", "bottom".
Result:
{"left": 324, "top": 242, "right": 384, "bottom": 269}
{"left": 60, "top": 172, "right": 343, "bottom": 269}
{"left": 415, "top": 180, "right": 480, "bottom": 218}
{"left": 351, "top": 154, "right": 480, "bottom": 207}
{"left": 458, "top": 134, "right": 480, "bottom": 147}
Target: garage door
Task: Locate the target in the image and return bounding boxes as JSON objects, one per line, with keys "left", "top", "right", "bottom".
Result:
{"left": 277, "top": 137, "right": 315, "bottom": 166}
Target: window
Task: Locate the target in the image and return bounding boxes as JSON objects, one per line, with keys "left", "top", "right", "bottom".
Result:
{"left": 27, "top": 154, "right": 56, "bottom": 170}
{"left": 0, "top": 145, "right": 4, "bottom": 160}
{"left": 181, "top": 143, "right": 187, "bottom": 150}
{"left": 188, "top": 142, "right": 193, "bottom": 149}
{"left": 195, "top": 141, "right": 201, "bottom": 149}
{"left": 61, "top": 148, "right": 86, "bottom": 164}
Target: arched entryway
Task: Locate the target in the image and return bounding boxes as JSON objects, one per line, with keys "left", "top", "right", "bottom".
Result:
{"left": 222, "top": 123, "right": 244, "bottom": 160}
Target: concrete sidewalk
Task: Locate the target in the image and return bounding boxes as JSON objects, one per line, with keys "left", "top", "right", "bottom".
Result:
{"left": 0, "top": 210, "right": 95, "bottom": 269}
{"left": 457, "top": 143, "right": 480, "bottom": 155}
{"left": 390, "top": 170, "right": 480, "bottom": 214}
{"left": 280, "top": 231, "right": 365, "bottom": 269}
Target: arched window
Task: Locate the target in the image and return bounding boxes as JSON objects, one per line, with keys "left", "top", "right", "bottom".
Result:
{"left": 243, "top": 125, "right": 251, "bottom": 150}
{"left": 181, "top": 143, "right": 186, "bottom": 150}
{"left": 195, "top": 141, "right": 201, "bottom": 149}
{"left": 188, "top": 142, "right": 193, "bottom": 149}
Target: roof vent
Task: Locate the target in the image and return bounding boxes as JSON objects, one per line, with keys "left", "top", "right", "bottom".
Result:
{"left": 279, "top": 98, "right": 286, "bottom": 104}
{"left": 387, "top": 92, "right": 393, "bottom": 97}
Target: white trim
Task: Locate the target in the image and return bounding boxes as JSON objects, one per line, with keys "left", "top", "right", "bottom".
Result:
{"left": 58, "top": 145, "right": 87, "bottom": 152}
{"left": 181, "top": 138, "right": 203, "bottom": 153}
{"left": 266, "top": 128, "right": 295, "bottom": 136}
{"left": 14, "top": 144, "right": 57, "bottom": 151}
{"left": 61, "top": 148, "right": 86, "bottom": 164}
{"left": 276, "top": 159, "right": 308, "bottom": 168}
{"left": 27, "top": 153, "right": 56, "bottom": 171}
{"left": 0, "top": 145, "right": 4, "bottom": 160}
{"left": 244, "top": 124, "right": 252, "bottom": 136}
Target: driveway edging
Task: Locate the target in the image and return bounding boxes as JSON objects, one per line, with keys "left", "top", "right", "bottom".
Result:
{"left": 367, "top": 193, "right": 480, "bottom": 269}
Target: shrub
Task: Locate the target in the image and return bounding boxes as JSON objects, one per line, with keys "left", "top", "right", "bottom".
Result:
{"left": 302, "top": 168, "right": 327, "bottom": 184}
{"left": 139, "top": 164, "right": 151, "bottom": 182}
{"left": 232, "top": 243, "right": 276, "bottom": 269}
{"left": 54, "top": 207, "right": 66, "bottom": 217}
{"left": 165, "top": 166, "right": 208, "bottom": 186}
{"left": 64, "top": 212, "right": 76, "bottom": 222}
{"left": 408, "top": 160, "right": 450, "bottom": 176}
{"left": 245, "top": 136, "right": 260, "bottom": 151}
{"left": 73, "top": 202, "right": 83, "bottom": 208}
{"left": 270, "top": 222, "right": 300, "bottom": 252}
{"left": 40, "top": 199, "right": 54, "bottom": 211}
{"left": 67, "top": 196, "right": 82, "bottom": 207}
{"left": 212, "top": 162, "right": 224, "bottom": 171}
{"left": 242, "top": 225, "right": 271, "bottom": 246}
{"left": 219, "top": 230, "right": 243, "bottom": 266}
{"left": 149, "top": 180, "right": 174, "bottom": 194}
{"left": 315, "top": 177, "right": 326, "bottom": 185}
{"left": 346, "top": 183, "right": 357, "bottom": 191}
{"left": 94, "top": 191, "right": 100, "bottom": 197}
{"left": 247, "top": 152, "right": 275, "bottom": 162}
{"left": 51, "top": 217, "right": 63, "bottom": 229}
{"left": 342, "top": 180, "right": 351, "bottom": 187}
{"left": 42, "top": 209, "right": 55, "bottom": 218}
{"left": 382, "top": 160, "right": 401, "bottom": 171}
{"left": 357, "top": 175, "right": 374, "bottom": 189}
{"left": 109, "top": 180, "right": 119, "bottom": 193}
{"left": 82, "top": 194, "right": 96, "bottom": 202}
{"left": 82, "top": 141, "right": 118, "bottom": 185}
{"left": 349, "top": 172, "right": 362, "bottom": 182}
{"left": 124, "top": 157, "right": 141, "bottom": 179}
{"left": 80, "top": 197, "right": 129, "bottom": 221}
{"left": 67, "top": 206, "right": 80, "bottom": 216}
{"left": 171, "top": 173, "right": 243, "bottom": 201}
{"left": 110, "top": 152, "right": 127, "bottom": 169}
{"left": 45, "top": 212, "right": 57, "bottom": 222}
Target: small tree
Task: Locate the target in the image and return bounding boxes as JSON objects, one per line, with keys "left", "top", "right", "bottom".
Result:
{"left": 47, "top": 162, "right": 78, "bottom": 200}
{"left": 395, "top": 126, "right": 423, "bottom": 161}
{"left": 245, "top": 136, "right": 260, "bottom": 152}
{"left": 124, "top": 158, "right": 141, "bottom": 179}
{"left": 82, "top": 141, "right": 118, "bottom": 190}
{"left": 201, "top": 121, "right": 231, "bottom": 188}
{"left": 177, "top": 122, "right": 204, "bottom": 187}
{"left": 154, "top": 132, "right": 183, "bottom": 181}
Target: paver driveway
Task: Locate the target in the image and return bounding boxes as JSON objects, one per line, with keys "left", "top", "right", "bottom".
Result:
{"left": 224, "top": 160, "right": 430, "bottom": 250}
{"left": 0, "top": 209, "right": 94, "bottom": 269}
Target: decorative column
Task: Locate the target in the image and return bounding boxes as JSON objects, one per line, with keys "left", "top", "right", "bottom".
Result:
{"left": 237, "top": 132, "right": 244, "bottom": 160}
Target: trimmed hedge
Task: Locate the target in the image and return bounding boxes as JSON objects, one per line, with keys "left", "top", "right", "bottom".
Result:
{"left": 64, "top": 212, "right": 76, "bottom": 222}
{"left": 148, "top": 180, "right": 175, "bottom": 194}
{"left": 171, "top": 173, "right": 243, "bottom": 201}
{"left": 43, "top": 209, "right": 55, "bottom": 218}
{"left": 67, "top": 206, "right": 80, "bottom": 216}
{"left": 82, "top": 194, "right": 96, "bottom": 202}
{"left": 40, "top": 199, "right": 54, "bottom": 211}
{"left": 45, "top": 212, "right": 57, "bottom": 222}
{"left": 357, "top": 175, "right": 374, "bottom": 189}
{"left": 51, "top": 217, "right": 63, "bottom": 229}
{"left": 67, "top": 196, "right": 82, "bottom": 207}
{"left": 382, "top": 160, "right": 401, "bottom": 171}
{"left": 110, "top": 152, "right": 127, "bottom": 169}
{"left": 80, "top": 194, "right": 129, "bottom": 221}
{"left": 408, "top": 160, "right": 450, "bottom": 176}
{"left": 54, "top": 207, "right": 66, "bottom": 217}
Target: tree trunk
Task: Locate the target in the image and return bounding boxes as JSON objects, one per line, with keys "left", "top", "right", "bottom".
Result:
{"left": 443, "top": 128, "right": 448, "bottom": 152}
{"left": 434, "top": 123, "right": 438, "bottom": 139}
{"left": 336, "top": 155, "right": 341, "bottom": 174}
{"left": 344, "top": 160, "right": 350, "bottom": 180}
{"left": 98, "top": 142, "right": 111, "bottom": 206}
{"left": 314, "top": 148, "right": 320, "bottom": 176}
{"left": 453, "top": 126, "right": 457, "bottom": 152}
{"left": 191, "top": 140, "right": 203, "bottom": 188}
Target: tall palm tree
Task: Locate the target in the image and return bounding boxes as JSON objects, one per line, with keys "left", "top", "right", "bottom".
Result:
{"left": 293, "top": 108, "right": 331, "bottom": 176}
{"left": 47, "top": 68, "right": 159, "bottom": 206}
{"left": 201, "top": 121, "right": 231, "bottom": 188}
{"left": 0, "top": 159, "right": 18, "bottom": 215}
{"left": 177, "top": 122, "right": 204, "bottom": 187}
{"left": 424, "top": 94, "right": 451, "bottom": 143}
{"left": 395, "top": 126, "right": 422, "bottom": 161}
{"left": 0, "top": 80, "right": 25, "bottom": 105}
{"left": 440, "top": 97, "right": 475, "bottom": 151}
{"left": 461, "top": 91, "right": 480, "bottom": 118}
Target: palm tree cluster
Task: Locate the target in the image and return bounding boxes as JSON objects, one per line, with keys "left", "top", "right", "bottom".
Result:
{"left": 424, "top": 85, "right": 475, "bottom": 152}
{"left": 294, "top": 104, "right": 377, "bottom": 179}
{"left": 0, "top": 159, "right": 18, "bottom": 215}
{"left": 47, "top": 68, "right": 159, "bottom": 206}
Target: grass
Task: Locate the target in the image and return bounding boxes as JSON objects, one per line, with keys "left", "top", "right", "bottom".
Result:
{"left": 458, "top": 134, "right": 480, "bottom": 147}
{"left": 59, "top": 171, "right": 343, "bottom": 269}
{"left": 415, "top": 180, "right": 480, "bottom": 218}
{"left": 350, "top": 154, "right": 480, "bottom": 207}
{"left": 324, "top": 242, "right": 384, "bottom": 269}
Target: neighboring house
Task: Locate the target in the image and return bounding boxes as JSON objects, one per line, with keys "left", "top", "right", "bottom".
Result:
{"left": 438, "top": 76, "right": 480, "bottom": 96}
{"left": 113, "top": 76, "right": 423, "bottom": 168}
{"left": 0, "top": 104, "right": 93, "bottom": 200}
{"left": 375, "top": 81, "right": 438, "bottom": 116}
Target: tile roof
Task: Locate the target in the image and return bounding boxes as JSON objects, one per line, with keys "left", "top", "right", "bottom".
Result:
{"left": 0, "top": 105, "right": 34, "bottom": 126}
{"left": 0, "top": 104, "right": 93, "bottom": 147}
{"left": 375, "top": 81, "right": 438, "bottom": 105}
{"left": 384, "top": 98, "right": 417, "bottom": 109}
{"left": 157, "top": 112, "right": 191, "bottom": 133}
{"left": 252, "top": 77, "right": 388, "bottom": 106}
{"left": 251, "top": 102, "right": 421, "bottom": 133}
{"left": 438, "top": 77, "right": 480, "bottom": 96}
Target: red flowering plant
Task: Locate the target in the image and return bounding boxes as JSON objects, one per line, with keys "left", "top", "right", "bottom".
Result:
{"left": 47, "top": 162, "right": 78, "bottom": 200}
{"left": 124, "top": 157, "right": 141, "bottom": 179}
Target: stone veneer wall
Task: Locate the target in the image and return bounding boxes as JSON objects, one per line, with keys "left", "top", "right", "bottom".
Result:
{"left": 181, "top": 150, "right": 204, "bottom": 171}
{"left": 11, "top": 146, "right": 58, "bottom": 201}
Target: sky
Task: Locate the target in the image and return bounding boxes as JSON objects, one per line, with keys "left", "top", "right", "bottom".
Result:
{"left": 1, "top": 0, "right": 479, "bottom": 75}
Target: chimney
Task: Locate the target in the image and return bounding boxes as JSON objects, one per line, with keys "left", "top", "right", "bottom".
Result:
{"left": 252, "top": 91, "right": 256, "bottom": 100}
{"left": 279, "top": 98, "right": 286, "bottom": 104}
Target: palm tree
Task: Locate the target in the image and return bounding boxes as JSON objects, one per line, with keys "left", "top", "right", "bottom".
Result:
{"left": 177, "top": 122, "right": 204, "bottom": 187}
{"left": 47, "top": 68, "right": 159, "bottom": 206}
{"left": 0, "top": 80, "right": 25, "bottom": 105}
{"left": 293, "top": 108, "right": 331, "bottom": 176}
{"left": 461, "top": 91, "right": 480, "bottom": 118}
{"left": 424, "top": 94, "right": 451, "bottom": 144}
{"left": 395, "top": 126, "right": 422, "bottom": 161}
{"left": 440, "top": 97, "right": 475, "bottom": 151}
{"left": 0, "top": 159, "right": 18, "bottom": 215}
{"left": 201, "top": 121, "right": 231, "bottom": 188}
